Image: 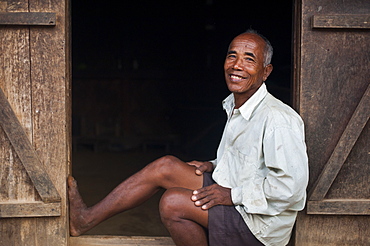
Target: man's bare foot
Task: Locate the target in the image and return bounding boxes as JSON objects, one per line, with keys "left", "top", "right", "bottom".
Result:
{"left": 68, "top": 175, "right": 93, "bottom": 236}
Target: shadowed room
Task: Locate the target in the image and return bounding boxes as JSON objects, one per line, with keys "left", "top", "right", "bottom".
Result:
{"left": 71, "top": 0, "right": 293, "bottom": 236}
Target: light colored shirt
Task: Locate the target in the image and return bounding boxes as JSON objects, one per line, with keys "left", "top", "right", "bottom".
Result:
{"left": 212, "top": 83, "right": 309, "bottom": 246}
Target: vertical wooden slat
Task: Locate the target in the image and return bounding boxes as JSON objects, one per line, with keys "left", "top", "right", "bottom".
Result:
{"left": 0, "top": 23, "right": 34, "bottom": 202}
{"left": 292, "top": 0, "right": 302, "bottom": 111}
{"left": 0, "top": 0, "right": 38, "bottom": 244}
{"left": 29, "top": 0, "right": 70, "bottom": 244}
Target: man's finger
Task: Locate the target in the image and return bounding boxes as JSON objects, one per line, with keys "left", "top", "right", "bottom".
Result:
{"left": 195, "top": 167, "right": 204, "bottom": 175}
{"left": 201, "top": 199, "right": 217, "bottom": 210}
{"left": 195, "top": 164, "right": 209, "bottom": 175}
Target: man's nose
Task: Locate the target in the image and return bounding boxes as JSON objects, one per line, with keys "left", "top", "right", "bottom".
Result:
{"left": 232, "top": 58, "right": 243, "bottom": 70}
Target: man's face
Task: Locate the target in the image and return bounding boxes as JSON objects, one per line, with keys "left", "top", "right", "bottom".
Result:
{"left": 224, "top": 33, "right": 272, "bottom": 98}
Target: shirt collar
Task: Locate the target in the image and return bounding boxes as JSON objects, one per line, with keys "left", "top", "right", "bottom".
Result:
{"left": 222, "top": 83, "right": 268, "bottom": 121}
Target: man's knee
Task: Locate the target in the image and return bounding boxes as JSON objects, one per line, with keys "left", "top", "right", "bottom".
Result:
{"left": 151, "top": 155, "right": 184, "bottom": 176}
{"left": 157, "top": 155, "right": 180, "bottom": 167}
{"left": 159, "top": 188, "right": 190, "bottom": 222}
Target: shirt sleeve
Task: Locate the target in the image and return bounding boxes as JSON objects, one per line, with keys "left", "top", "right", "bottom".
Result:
{"left": 232, "top": 125, "right": 309, "bottom": 215}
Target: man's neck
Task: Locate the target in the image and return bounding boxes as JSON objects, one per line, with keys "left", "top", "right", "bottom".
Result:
{"left": 233, "top": 87, "right": 260, "bottom": 109}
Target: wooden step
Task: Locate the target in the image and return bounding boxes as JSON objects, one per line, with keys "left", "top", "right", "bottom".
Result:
{"left": 70, "top": 235, "right": 175, "bottom": 246}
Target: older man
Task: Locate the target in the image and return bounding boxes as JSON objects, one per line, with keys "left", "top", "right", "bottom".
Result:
{"left": 68, "top": 29, "right": 308, "bottom": 246}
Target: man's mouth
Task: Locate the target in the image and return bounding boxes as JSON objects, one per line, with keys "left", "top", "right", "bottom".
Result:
{"left": 229, "top": 74, "right": 246, "bottom": 82}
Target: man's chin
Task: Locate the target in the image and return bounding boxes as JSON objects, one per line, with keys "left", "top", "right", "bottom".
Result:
{"left": 227, "top": 85, "right": 245, "bottom": 94}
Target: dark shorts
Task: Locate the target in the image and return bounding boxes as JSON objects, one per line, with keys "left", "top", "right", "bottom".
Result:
{"left": 203, "top": 172, "right": 265, "bottom": 246}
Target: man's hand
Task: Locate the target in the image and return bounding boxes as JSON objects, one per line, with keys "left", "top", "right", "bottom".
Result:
{"left": 191, "top": 184, "right": 233, "bottom": 210}
{"left": 187, "top": 161, "right": 213, "bottom": 175}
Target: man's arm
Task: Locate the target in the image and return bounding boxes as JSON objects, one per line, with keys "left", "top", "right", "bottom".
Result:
{"left": 232, "top": 126, "right": 309, "bottom": 215}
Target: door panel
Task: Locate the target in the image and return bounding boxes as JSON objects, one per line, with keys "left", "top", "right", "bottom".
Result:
{"left": 0, "top": 0, "right": 70, "bottom": 245}
{"left": 294, "top": 0, "right": 370, "bottom": 244}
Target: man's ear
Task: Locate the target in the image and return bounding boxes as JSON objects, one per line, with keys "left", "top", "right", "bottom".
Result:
{"left": 263, "top": 64, "right": 273, "bottom": 81}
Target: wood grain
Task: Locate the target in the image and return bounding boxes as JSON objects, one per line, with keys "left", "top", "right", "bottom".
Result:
{"left": 0, "top": 87, "right": 61, "bottom": 203}
{"left": 294, "top": 0, "right": 370, "bottom": 244}
{"left": 70, "top": 236, "right": 175, "bottom": 246}
{"left": 0, "top": 12, "right": 56, "bottom": 25}
{"left": 312, "top": 15, "right": 370, "bottom": 29}
{"left": 309, "top": 84, "right": 370, "bottom": 201}
{"left": 0, "top": 0, "right": 70, "bottom": 245}
{"left": 0, "top": 202, "right": 61, "bottom": 217}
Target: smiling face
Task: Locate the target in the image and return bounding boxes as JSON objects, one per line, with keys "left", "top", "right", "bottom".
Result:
{"left": 224, "top": 33, "right": 273, "bottom": 107}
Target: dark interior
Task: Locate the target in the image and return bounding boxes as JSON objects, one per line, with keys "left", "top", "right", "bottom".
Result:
{"left": 71, "top": 0, "right": 293, "bottom": 236}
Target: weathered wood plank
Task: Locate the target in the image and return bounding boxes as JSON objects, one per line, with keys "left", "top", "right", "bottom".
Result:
{"left": 0, "top": 17, "right": 34, "bottom": 203}
{"left": 0, "top": 87, "right": 61, "bottom": 203}
{"left": 0, "top": 202, "right": 61, "bottom": 218}
{"left": 312, "top": 15, "right": 370, "bottom": 29}
{"left": 307, "top": 199, "right": 370, "bottom": 215}
{"left": 295, "top": 212, "right": 370, "bottom": 245}
{"left": 70, "top": 236, "right": 175, "bottom": 246}
{"left": 0, "top": 2, "right": 38, "bottom": 245}
{"left": 309, "top": 83, "right": 370, "bottom": 201}
{"left": 0, "top": 12, "right": 56, "bottom": 26}
{"left": 28, "top": 0, "right": 70, "bottom": 245}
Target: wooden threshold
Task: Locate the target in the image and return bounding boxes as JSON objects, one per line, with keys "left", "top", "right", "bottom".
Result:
{"left": 70, "top": 235, "right": 175, "bottom": 246}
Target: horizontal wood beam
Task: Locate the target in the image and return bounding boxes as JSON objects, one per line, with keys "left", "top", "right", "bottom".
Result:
{"left": 0, "top": 12, "right": 56, "bottom": 26}
{"left": 0, "top": 202, "right": 61, "bottom": 218}
{"left": 312, "top": 15, "right": 370, "bottom": 29}
{"left": 70, "top": 235, "right": 175, "bottom": 246}
{"left": 0, "top": 87, "right": 61, "bottom": 203}
{"left": 307, "top": 199, "right": 370, "bottom": 215}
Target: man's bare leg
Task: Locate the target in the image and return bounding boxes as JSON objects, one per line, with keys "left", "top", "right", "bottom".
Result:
{"left": 68, "top": 155, "right": 204, "bottom": 237}
{"left": 160, "top": 188, "right": 208, "bottom": 246}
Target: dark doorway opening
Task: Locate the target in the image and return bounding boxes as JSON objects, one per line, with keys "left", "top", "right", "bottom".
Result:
{"left": 72, "top": 0, "right": 293, "bottom": 236}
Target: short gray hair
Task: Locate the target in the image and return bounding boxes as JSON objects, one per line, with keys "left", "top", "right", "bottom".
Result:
{"left": 244, "top": 29, "right": 273, "bottom": 67}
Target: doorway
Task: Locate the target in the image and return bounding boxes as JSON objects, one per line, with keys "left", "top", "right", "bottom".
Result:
{"left": 71, "top": 0, "right": 294, "bottom": 236}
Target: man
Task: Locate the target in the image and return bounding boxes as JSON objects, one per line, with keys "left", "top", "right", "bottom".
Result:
{"left": 68, "top": 29, "right": 309, "bottom": 246}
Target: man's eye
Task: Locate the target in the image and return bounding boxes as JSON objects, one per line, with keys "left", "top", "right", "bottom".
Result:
{"left": 227, "top": 55, "right": 236, "bottom": 59}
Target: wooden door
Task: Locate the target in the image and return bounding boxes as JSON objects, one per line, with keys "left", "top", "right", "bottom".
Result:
{"left": 0, "top": 1, "right": 70, "bottom": 245}
{"left": 293, "top": 0, "right": 370, "bottom": 245}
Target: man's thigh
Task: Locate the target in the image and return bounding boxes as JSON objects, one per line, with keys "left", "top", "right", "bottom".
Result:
{"left": 152, "top": 155, "right": 204, "bottom": 191}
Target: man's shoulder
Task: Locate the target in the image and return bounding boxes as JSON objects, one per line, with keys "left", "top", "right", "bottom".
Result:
{"left": 258, "top": 93, "right": 303, "bottom": 127}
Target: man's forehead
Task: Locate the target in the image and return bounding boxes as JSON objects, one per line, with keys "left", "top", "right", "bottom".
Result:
{"left": 230, "top": 34, "right": 265, "bottom": 49}
{"left": 228, "top": 37, "right": 265, "bottom": 56}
